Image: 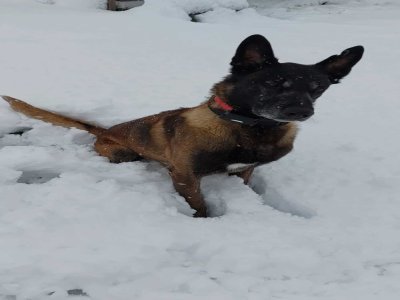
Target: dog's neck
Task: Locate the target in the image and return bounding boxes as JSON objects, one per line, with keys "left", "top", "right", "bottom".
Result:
{"left": 207, "top": 95, "right": 287, "bottom": 128}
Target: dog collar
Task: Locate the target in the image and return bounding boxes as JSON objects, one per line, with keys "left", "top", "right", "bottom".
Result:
{"left": 208, "top": 96, "right": 287, "bottom": 128}
{"left": 214, "top": 95, "right": 234, "bottom": 112}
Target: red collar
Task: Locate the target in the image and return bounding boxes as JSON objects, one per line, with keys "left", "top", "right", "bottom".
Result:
{"left": 209, "top": 95, "right": 287, "bottom": 128}
{"left": 214, "top": 96, "right": 233, "bottom": 112}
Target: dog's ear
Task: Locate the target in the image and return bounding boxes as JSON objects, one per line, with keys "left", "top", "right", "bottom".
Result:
{"left": 231, "top": 34, "right": 278, "bottom": 73}
{"left": 316, "top": 46, "right": 364, "bottom": 84}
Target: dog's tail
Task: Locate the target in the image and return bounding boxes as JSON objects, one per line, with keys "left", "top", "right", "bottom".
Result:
{"left": 2, "top": 95, "right": 106, "bottom": 136}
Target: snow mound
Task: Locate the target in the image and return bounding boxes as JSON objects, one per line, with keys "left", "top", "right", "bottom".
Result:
{"left": 36, "top": 0, "right": 107, "bottom": 9}
{"left": 250, "top": 0, "right": 399, "bottom": 8}
{"left": 168, "top": 0, "right": 249, "bottom": 14}
{"left": 132, "top": 0, "right": 249, "bottom": 21}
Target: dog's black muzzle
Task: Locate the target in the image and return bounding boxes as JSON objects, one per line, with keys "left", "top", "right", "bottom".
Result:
{"left": 280, "top": 105, "right": 314, "bottom": 121}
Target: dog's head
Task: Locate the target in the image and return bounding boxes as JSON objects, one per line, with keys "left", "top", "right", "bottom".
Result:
{"left": 225, "top": 34, "right": 364, "bottom": 122}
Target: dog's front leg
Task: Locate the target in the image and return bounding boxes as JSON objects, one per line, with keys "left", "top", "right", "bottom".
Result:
{"left": 169, "top": 170, "right": 207, "bottom": 218}
{"left": 230, "top": 167, "right": 255, "bottom": 185}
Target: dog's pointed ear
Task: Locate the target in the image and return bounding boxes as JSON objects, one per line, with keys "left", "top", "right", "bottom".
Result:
{"left": 316, "top": 46, "right": 364, "bottom": 84}
{"left": 231, "top": 34, "right": 278, "bottom": 73}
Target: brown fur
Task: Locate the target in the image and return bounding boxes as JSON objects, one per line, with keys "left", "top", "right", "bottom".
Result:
{"left": 2, "top": 96, "right": 105, "bottom": 136}
{"left": 2, "top": 94, "right": 296, "bottom": 217}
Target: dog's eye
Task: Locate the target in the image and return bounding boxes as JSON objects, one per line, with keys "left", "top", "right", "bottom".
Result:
{"left": 282, "top": 80, "right": 293, "bottom": 88}
{"left": 309, "top": 82, "right": 319, "bottom": 91}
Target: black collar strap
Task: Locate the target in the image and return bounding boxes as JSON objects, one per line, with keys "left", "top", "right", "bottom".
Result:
{"left": 208, "top": 96, "right": 287, "bottom": 128}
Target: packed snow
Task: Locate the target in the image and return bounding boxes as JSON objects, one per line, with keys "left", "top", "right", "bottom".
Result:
{"left": 1, "top": 0, "right": 400, "bottom": 299}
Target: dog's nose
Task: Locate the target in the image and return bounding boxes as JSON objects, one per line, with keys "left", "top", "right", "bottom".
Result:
{"left": 281, "top": 106, "right": 314, "bottom": 121}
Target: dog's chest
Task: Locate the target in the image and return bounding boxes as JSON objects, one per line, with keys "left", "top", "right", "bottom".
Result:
{"left": 192, "top": 123, "right": 297, "bottom": 175}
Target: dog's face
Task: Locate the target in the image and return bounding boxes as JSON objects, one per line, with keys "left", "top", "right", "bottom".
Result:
{"left": 227, "top": 35, "right": 364, "bottom": 122}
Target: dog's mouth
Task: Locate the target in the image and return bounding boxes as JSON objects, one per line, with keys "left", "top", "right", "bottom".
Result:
{"left": 255, "top": 106, "right": 314, "bottom": 122}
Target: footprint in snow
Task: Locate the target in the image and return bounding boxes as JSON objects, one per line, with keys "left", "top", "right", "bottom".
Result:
{"left": 17, "top": 170, "right": 60, "bottom": 184}
{"left": 7, "top": 126, "right": 33, "bottom": 136}
{"left": 249, "top": 175, "right": 316, "bottom": 219}
{"left": 0, "top": 127, "right": 33, "bottom": 148}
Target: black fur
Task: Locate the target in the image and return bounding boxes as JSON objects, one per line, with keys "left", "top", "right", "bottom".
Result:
{"left": 221, "top": 35, "right": 364, "bottom": 122}
{"left": 111, "top": 149, "right": 142, "bottom": 163}
{"left": 163, "top": 114, "right": 185, "bottom": 139}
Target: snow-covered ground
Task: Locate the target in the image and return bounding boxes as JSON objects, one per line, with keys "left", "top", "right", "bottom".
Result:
{"left": 1, "top": 0, "right": 400, "bottom": 299}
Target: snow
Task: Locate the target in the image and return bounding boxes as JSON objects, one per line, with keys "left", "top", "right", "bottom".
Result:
{"left": 249, "top": 0, "right": 400, "bottom": 22}
{"left": 1, "top": 0, "right": 400, "bottom": 299}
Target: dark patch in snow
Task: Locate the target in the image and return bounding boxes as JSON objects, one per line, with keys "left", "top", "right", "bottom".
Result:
{"left": 373, "top": 262, "right": 400, "bottom": 276}
{"left": 7, "top": 127, "right": 32, "bottom": 136}
{"left": 189, "top": 9, "right": 243, "bottom": 23}
{"left": 67, "top": 289, "right": 88, "bottom": 297}
{"left": 189, "top": 11, "right": 210, "bottom": 22}
{"left": 17, "top": 170, "right": 60, "bottom": 184}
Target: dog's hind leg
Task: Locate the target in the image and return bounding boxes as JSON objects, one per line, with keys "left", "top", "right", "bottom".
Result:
{"left": 94, "top": 137, "right": 142, "bottom": 163}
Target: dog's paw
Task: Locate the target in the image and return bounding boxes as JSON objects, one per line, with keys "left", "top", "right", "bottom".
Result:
{"left": 193, "top": 207, "right": 208, "bottom": 218}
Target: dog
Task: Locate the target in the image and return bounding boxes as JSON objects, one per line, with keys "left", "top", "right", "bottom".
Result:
{"left": 2, "top": 34, "right": 364, "bottom": 217}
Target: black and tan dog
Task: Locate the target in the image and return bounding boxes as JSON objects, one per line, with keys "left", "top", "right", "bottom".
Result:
{"left": 2, "top": 35, "right": 364, "bottom": 217}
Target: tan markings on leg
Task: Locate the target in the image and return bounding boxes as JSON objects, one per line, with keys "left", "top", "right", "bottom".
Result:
{"left": 169, "top": 170, "right": 207, "bottom": 218}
